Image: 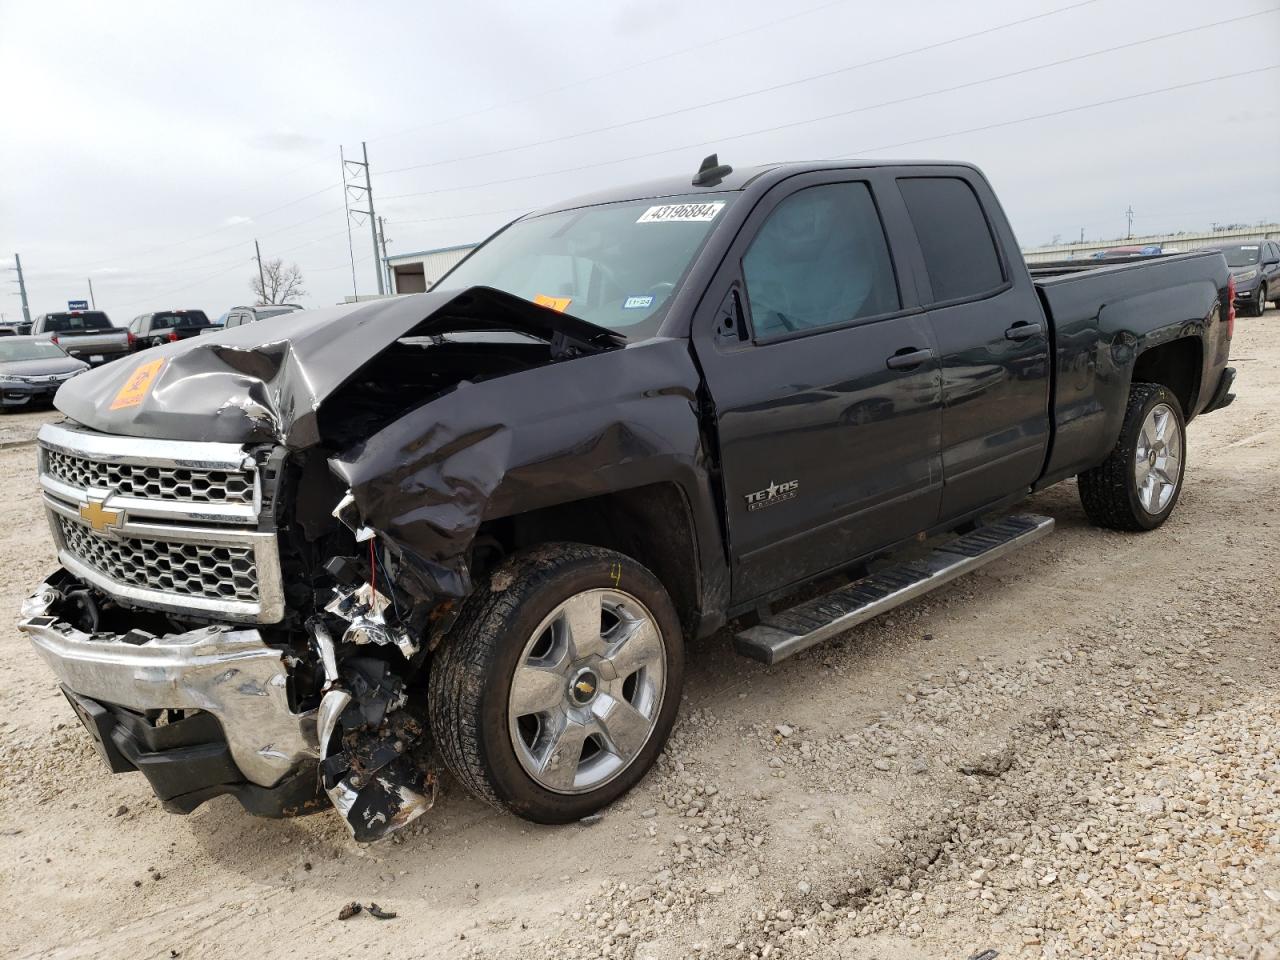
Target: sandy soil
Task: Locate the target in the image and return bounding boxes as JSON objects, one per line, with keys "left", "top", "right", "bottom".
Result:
{"left": 0, "top": 318, "right": 1276, "bottom": 960}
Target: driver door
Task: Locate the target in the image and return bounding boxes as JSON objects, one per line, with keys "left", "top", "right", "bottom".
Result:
{"left": 692, "top": 171, "right": 943, "bottom": 604}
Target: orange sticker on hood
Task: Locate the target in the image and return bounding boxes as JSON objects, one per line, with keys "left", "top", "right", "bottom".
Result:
{"left": 109, "top": 358, "right": 166, "bottom": 410}
{"left": 533, "top": 294, "right": 573, "bottom": 312}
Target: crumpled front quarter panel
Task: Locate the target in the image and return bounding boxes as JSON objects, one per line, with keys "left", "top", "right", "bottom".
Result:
{"left": 329, "top": 338, "right": 709, "bottom": 601}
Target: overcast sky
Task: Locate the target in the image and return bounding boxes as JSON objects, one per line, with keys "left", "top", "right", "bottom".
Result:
{"left": 1, "top": 0, "right": 1277, "bottom": 319}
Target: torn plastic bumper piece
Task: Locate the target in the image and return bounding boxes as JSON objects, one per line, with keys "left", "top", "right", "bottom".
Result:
{"left": 312, "top": 624, "right": 436, "bottom": 842}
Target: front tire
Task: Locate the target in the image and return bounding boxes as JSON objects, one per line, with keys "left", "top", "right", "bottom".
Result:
{"left": 1077, "top": 382, "right": 1186, "bottom": 531}
{"left": 428, "top": 543, "right": 684, "bottom": 824}
{"left": 1258, "top": 284, "right": 1269, "bottom": 315}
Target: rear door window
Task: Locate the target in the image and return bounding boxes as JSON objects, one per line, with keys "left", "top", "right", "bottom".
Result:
{"left": 41, "top": 311, "right": 113, "bottom": 333}
{"left": 897, "top": 177, "right": 1006, "bottom": 303}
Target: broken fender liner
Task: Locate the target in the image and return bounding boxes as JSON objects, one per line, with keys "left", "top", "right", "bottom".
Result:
{"left": 52, "top": 286, "right": 624, "bottom": 448}
{"left": 328, "top": 337, "right": 710, "bottom": 602}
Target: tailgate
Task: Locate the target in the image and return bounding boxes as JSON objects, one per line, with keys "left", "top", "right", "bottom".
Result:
{"left": 56, "top": 332, "right": 129, "bottom": 357}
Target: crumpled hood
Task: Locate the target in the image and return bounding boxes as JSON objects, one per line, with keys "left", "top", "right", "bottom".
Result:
{"left": 52, "top": 286, "right": 624, "bottom": 449}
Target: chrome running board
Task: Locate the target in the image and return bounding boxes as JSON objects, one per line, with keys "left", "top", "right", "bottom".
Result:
{"left": 734, "top": 514, "right": 1055, "bottom": 665}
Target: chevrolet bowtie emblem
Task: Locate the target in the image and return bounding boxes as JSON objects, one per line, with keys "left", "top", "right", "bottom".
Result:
{"left": 79, "top": 500, "right": 123, "bottom": 532}
{"left": 574, "top": 680, "right": 595, "bottom": 696}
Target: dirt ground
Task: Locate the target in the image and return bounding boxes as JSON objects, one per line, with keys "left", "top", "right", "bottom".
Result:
{"left": 1, "top": 317, "right": 1277, "bottom": 960}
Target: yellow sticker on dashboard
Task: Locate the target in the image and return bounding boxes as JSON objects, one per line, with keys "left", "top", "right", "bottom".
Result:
{"left": 109, "top": 358, "right": 166, "bottom": 410}
{"left": 533, "top": 294, "right": 573, "bottom": 312}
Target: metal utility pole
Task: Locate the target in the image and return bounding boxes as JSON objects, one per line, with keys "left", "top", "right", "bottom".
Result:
{"left": 340, "top": 147, "right": 358, "bottom": 300}
{"left": 340, "top": 142, "right": 384, "bottom": 296}
{"left": 342, "top": 142, "right": 384, "bottom": 296}
{"left": 362, "top": 143, "right": 383, "bottom": 296}
{"left": 87, "top": 276, "right": 96, "bottom": 309}
{"left": 377, "top": 216, "right": 392, "bottom": 294}
{"left": 1125, "top": 206, "right": 1135, "bottom": 240}
{"left": 8, "top": 254, "right": 31, "bottom": 325}
{"left": 254, "top": 239, "right": 267, "bottom": 304}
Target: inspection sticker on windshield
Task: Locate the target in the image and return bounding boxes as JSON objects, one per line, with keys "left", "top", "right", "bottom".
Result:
{"left": 533, "top": 294, "right": 573, "bottom": 312}
{"left": 623, "top": 296, "right": 654, "bottom": 309}
{"left": 636, "top": 201, "right": 725, "bottom": 224}
{"left": 109, "top": 358, "right": 165, "bottom": 411}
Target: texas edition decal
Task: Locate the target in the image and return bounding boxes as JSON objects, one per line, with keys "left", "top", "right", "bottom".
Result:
{"left": 744, "top": 479, "right": 799, "bottom": 512}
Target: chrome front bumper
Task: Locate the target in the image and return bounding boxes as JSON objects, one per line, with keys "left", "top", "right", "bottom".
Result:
{"left": 18, "top": 583, "right": 317, "bottom": 788}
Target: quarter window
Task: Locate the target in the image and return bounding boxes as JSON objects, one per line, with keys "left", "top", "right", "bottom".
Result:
{"left": 898, "top": 177, "right": 1005, "bottom": 303}
{"left": 743, "top": 182, "right": 899, "bottom": 338}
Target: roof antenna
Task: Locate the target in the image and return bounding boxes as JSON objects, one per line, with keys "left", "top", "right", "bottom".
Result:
{"left": 692, "top": 153, "right": 732, "bottom": 187}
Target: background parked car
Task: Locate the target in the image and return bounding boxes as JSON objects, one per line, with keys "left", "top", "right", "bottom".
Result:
{"left": 29, "top": 311, "right": 131, "bottom": 366}
{"left": 1209, "top": 241, "right": 1280, "bottom": 317}
{"left": 222, "top": 303, "right": 304, "bottom": 328}
{"left": 127, "top": 310, "right": 213, "bottom": 349}
{"left": 0, "top": 336, "right": 88, "bottom": 411}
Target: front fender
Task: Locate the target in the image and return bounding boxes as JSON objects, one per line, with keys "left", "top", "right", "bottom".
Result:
{"left": 327, "top": 338, "right": 724, "bottom": 608}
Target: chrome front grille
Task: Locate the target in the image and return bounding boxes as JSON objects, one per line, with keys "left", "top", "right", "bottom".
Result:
{"left": 36, "top": 422, "right": 283, "bottom": 623}
{"left": 44, "top": 449, "right": 254, "bottom": 505}
{"left": 57, "top": 517, "right": 259, "bottom": 604}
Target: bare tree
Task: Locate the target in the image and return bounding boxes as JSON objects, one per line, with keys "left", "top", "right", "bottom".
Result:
{"left": 251, "top": 258, "right": 307, "bottom": 305}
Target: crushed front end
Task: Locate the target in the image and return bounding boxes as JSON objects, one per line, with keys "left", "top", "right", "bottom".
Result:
{"left": 18, "top": 421, "right": 438, "bottom": 840}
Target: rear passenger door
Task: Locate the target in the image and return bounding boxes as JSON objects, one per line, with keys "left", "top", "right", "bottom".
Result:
{"left": 895, "top": 173, "right": 1050, "bottom": 521}
{"left": 693, "top": 171, "right": 944, "bottom": 604}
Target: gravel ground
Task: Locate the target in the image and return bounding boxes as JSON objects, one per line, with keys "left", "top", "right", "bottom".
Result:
{"left": 0, "top": 317, "right": 1276, "bottom": 960}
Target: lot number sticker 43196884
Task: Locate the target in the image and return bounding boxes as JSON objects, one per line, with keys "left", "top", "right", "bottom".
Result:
{"left": 636, "top": 202, "right": 725, "bottom": 224}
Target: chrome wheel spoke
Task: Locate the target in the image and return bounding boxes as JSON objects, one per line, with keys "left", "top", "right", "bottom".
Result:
{"left": 601, "top": 613, "right": 663, "bottom": 681}
{"left": 591, "top": 693, "right": 652, "bottom": 760}
{"left": 560, "top": 591, "right": 605, "bottom": 661}
{"left": 1135, "top": 457, "right": 1152, "bottom": 488}
{"left": 535, "top": 716, "right": 589, "bottom": 792}
{"left": 509, "top": 663, "right": 566, "bottom": 717}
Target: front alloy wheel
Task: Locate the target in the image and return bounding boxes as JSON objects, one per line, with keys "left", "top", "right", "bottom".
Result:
{"left": 429, "top": 543, "right": 684, "bottom": 823}
{"left": 508, "top": 589, "right": 666, "bottom": 794}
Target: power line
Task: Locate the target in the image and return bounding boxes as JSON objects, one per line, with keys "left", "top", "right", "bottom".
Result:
{"left": 827, "top": 64, "right": 1280, "bottom": 159}
{"left": 27, "top": 0, "right": 1110, "bottom": 290}
{"left": 380, "top": 0, "right": 1105, "bottom": 177}
{"left": 366, "top": 0, "right": 858, "bottom": 147}
{"left": 69, "top": 184, "right": 338, "bottom": 276}
{"left": 49, "top": 1, "right": 862, "bottom": 279}
{"left": 382, "top": 63, "right": 1277, "bottom": 206}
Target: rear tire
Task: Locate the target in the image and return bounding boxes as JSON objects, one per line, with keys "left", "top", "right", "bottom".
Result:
{"left": 428, "top": 543, "right": 684, "bottom": 824}
{"left": 1077, "top": 383, "right": 1186, "bottom": 531}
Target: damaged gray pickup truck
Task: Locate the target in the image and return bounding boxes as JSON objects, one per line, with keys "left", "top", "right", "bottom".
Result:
{"left": 19, "top": 158, "right": 1236, "bottom": 841}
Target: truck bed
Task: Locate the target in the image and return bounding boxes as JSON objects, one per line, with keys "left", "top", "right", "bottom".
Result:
{"left": 1032, "top": 250, "right": 1231, "bottom": 487}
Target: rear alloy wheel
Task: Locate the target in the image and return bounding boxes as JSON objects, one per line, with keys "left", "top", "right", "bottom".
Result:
{"left": 428, "top": 543, "right": 683, "bottom": 823}
{"left": 1078, "top": 382, "right": 1186, "bottom": 531}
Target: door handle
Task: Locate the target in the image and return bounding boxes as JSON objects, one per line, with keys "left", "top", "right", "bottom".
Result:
{"left": 885, "top": 347, "right": 933, "bottom": 370}
{"left": 1004, "top": 322, "right": 1041, "bottom": 342}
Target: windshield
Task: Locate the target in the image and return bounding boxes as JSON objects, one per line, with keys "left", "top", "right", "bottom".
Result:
{"left": 1222, "top": 245, "right": 1261, "bottom": 267}
{"left": 257, "top": 306, "right": 299, "bottom": 319}
{"left": 41, "top": 311, "right": 112, "bottom": 332}
{"left": 440, "top": 193, "right": 735, "bottom": 340}
{"left": 151, "top": 310, "right": 210, "bottom": 329}
{"left": 0, "top": 340, "right": 69, "bottom": 361}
